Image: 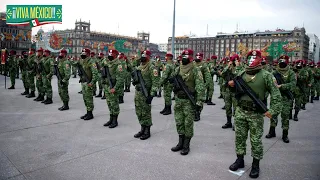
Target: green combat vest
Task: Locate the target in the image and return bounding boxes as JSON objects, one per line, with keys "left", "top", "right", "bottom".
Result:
{"left": 240, "top": 70, "right": 266, "bottom": 101}
{"left": 177, "top": 66, "right": 195, "bottom": 95}
{"left": 80, "top": 58, "right": 93, "bottom": 82}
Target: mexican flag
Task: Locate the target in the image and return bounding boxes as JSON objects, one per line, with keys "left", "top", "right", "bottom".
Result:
{"left": 30, "top": 19, "right": 40, "bottom": 27}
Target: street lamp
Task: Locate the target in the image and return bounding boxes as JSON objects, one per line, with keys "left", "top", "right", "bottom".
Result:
{"left": 171, "top": 0, "right": 176, "bottom": 58}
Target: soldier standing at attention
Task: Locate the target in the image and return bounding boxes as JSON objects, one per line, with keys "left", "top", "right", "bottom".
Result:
{"left": 159, "top": 53, "right": 175, "bottom": 115}
{"left": 228, "top": 50, "right": 281, "bottom": 179}
{"left": 90, "top": 52, "right": 98, "bottom": 97}
{"left": 308, "top": 62, "right": 316, "bottom": 103}
{"left": 154, "top": 56, "right": 163, "bottom": 97}
{"left": 77, "top": 48, "right": 99, "bottom": 120}
{"left": 95, "top": 53, "right": 104, "bottom": 98}
{"left": 101, "top": 50, "right": 125, "bottom": 128}
{"left": 57, "top": 49, "right": 71, "bottom": 111}
{"left": 312, "top": 62, "right": 320, "bottom": 100}
{"left": 206, "top": 55, "right": 218, "bottom": 105}
{"left": 132, "top": 50, "right": 160, "bottom": 140}
{"left": 118, "top": 53, "right": 126, "bottom": 104}
{"left": 8, "top": 50, "right": 17, "bottom": 89}
{"left": 19, "top": 52, "right": 29, "bottom": 95}
{"left": 265, "top": 55, "right": 296, "bottom": 143}
{"left": 71, "top": 57, "right": 77, "bottom": 78}
{"left": 170, "top": 49, "right": 205, "bottom": 155}
{"left": 41, "top": 50, "right": 54, "bottom": 104}
{"left": 34, "top": 48, "right": 45, "bottom": 102}
{"left": 26, "top": 49, "right": 36, "bottom": 98}
{"left": 124, "top": 56, "right": 133, "bottom": 92}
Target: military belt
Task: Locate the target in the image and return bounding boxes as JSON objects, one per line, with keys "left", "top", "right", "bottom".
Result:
{"left": 239, "top": 100, "right": 259, "bottom": 112}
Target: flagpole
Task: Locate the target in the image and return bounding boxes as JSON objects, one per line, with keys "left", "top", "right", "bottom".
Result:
{"left": 171, "top": 0, "right": 176, "bottom": 58}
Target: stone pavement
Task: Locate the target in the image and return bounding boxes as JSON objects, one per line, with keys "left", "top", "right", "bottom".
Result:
{"left": 0, "top": 75, "right": 319, "bottom": 180}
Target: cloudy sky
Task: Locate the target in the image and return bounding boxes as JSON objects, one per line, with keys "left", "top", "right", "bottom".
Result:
{"left": 2, "top": 0, "right": 320, "bottom": 43}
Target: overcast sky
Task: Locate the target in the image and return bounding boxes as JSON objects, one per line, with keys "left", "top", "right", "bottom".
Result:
{"left": 2, "top": 0, "right": 320, "bottom": 44}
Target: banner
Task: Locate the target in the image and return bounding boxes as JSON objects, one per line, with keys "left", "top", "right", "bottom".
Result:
{"left": 6, "top": 5, "right": 62, "bottom": 27}
{"left": 1, "top": 49, "right": 7, "bottom": 65}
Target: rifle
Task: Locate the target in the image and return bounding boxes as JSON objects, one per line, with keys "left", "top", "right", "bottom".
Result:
{"left": 273, "top": 72, "right": 294, "bottom": 100}
{"left": 77, "top": 63, "right": 90, "bottom": 83}
{"left": 132, "top": 70, "right": 148, "bottom": 98}
{"left": 53, "top": 64, "right": 62, "bottom": 84}
{"left": 104, "top": 66, "right": 115, "bottom": 89}
{"left": 234, "top": 75, "right": 268, "bottom": 113}
{"left": 169, "top": 75, "right": 196, "bottom": 106}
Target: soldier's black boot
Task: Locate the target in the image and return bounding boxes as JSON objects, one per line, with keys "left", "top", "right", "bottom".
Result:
{"left": 93, "top": 91, "right": 96, "bottom": 96}
{"left": 218, "top": 94, "right": 223, "bottom": 99}
{"left": 207, "top": 98, "right": 216, "bottom": 105}
{"left": 180, "top": 137, "right": 191, "bottom": 155}
{"left": 95, "top": 90, "right": 102, "bottom": 98}
{"left": 232, "top": 125, "right": 235, "bottom": 131}
{"left": 103, "top": 114, "right": 112, "bottom": 126}
{"left": 73, "top": 74, "right": 76, "bottom": 78}
{"left": 26, "top": 91, "right": 35, "bottom": 98}
{"left": 8, "top": 85, "right": 15, "bottom": 89}
{"left": 34, "top": 94, "right": 41, "bottom": 101}
{"left": 163, "top": 105, "right": 172, "bottom": 115}
{"left": 59, "top": 101, "right": 69, "bottom": 111}
{"left": 84, "top": 111, "right": 94, "bottom": 120}
{"left": 37, "top": 94, "right": 44, "bottom": 102}
{"left": 21, "top": 88, "right": 29, "bottom": 95}
{"left": 265, "top": 126, "right": 276, "bottom": 138}
{"left": 157, "top": 91, "right": 162, "bottom": 97}
{"left": 289, "top": 109, "right": 293, "bottom": 120}
{"left": 81, "top": 112, "right": 88, "bottom": 119}
{"left": 301, "top": 104, "right": 306, "bottom": 110}
{"left": 249, "top": 158, "right": 260, "bottom": 179}
{"left": 41, "top": 97, "right": 47, "bottom": 103}
{"left": 101, "top": 93, "right": 106, "bottom": 100}
{"left": 222, "top": 116, "right": 232, "bottom": 129}
{"left": 140, "top": 126, "right": 151, "bottom": 140}
{"left": 171, "top": 135, "right": 184, "bottom": 152}
{"left": 293, "top": 110, "right": 299, "bottom": 121}
{"left": 194, "top": 111, "right": 201, "bottom": 121}
{"left": 44, "top": 98, "right": 53, "bottom": 105}
{"left": 314, "top": 96, "right": 319, "bottom": 100}
{"left": 229, "top": 155, "right": 245, "bottom": 171}
{"left": 134, "top": 125, "right": 145, "bottom": 138}
{"left": 221, "top": 105, "right": 226, "bottom": 110}
{"left": 78, "top": 90, "right": 82, "bottom": 94}
{"left": 310, "top": 96, "right": 314, "bottom": 103}
{"left": 204, "top": 97, "right": 208, "bottom": 103}
{"left": 109, "top": 115, "right": 118, "bottom": 128}
{"left": 160, "top": 106, "right": 166, "bottom": 114}
{"left": 119, "top": 96, "right": 124, "bottom": 104}
{"left": 171, "top": 96, "right": 175, "bottom": 100}
{"left": 282, "top": 129, "right": 290, "bottom": 143}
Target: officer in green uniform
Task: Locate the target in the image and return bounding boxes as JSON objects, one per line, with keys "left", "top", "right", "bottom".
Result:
{"left": 218, "top": 59, "right": 227, "bottom": 103}
{"left": 170, "top": 49, "right": 205, "bottom": 155}
{"left": 77, "top": 48, "right": 99, "bottom": 120}
{"left": 124, "top": 56, "right": 133, "bottom": 92}
{"left": 154, "top": 56, "right": 163, "bottom": 97}
{"left": 34, "top": 48, "right": 45, "bottom": 102}
{"left": 41, "top": 50, "right": 54, "bottom": 104}
{"left": 206, "top": 55, "right": 218, "bottom": 105}
{"left": 266, "top": 55, "right": 296, "bottom": 143}
{"left": 19, "top": 52, "right": 29, "bottom": 95}
{"left": 228, "top": 50, "right": 282, "bottom": 179}
{"left": 94, "top": 53, "right": 104, "bottom": 98}
{"left": 132, "top": 50, "right": 160, "bottom": 140}
{"left": 313, "top": 62, "right": 320, "bottom": 100}
{"left": 8, "top": 50, "right": 17, "bottom": 89}
{"left": 89, "top": 52, "right": 98, "bottom": 96}
{"left": 26, "top": 49, "right": 36, "bottom": 98}
{"left": 102, "top": 50, "right": 125, "bottom": 128}
{"left": 159, "top": 53, "right": 175, "bottom": 115}
{"left": 56, "top": 49, "right": 71, "bottom": 111}
{"left": 300, "top": 60, "right": 310, "bottom": 110}
{"left": 308, "top": 62, "right": 316, "bottom": 103}
{"left": 118, "top": 53, "right": 126, "bottom": 103}
{"left": 71, "top": 57, "right": 77, "bottom": 78}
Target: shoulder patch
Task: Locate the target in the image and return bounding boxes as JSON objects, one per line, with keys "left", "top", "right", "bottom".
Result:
{"left": 153, "top": 69, "right": 158, "bottom": 76}
{"left": 65, "top": 63, "right": 70, "bottom": 69}
{"left": 92, "top": 63, "right": 97, "bottom": 69}
{"left": 118, "top": 65, "right": 123, "bottom": 72}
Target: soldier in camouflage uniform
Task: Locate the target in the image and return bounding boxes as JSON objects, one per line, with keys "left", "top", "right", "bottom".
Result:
{"left": 26, "top": 49, "right": 36, "bottom": 98}
{"left": 101, "top": 50, "right": 125, "bottom": 128}
{"left": 170, "top": 49, "right": 205, "bottom": 155}
{"left": 89, "top": 52, "right": 98, "bottom": 97}
{"left": 308, "top": 62, "right": 316, "bottom": 103}
{"left": 132, "top": 50, "right": 160, "bottom": 140}
{"left": 71, "top": 57, "right": 77, "bottom": 78}
{"left": 218, "top": 59, "right": 227, "bottom": 104}
{"left": 95, "top": 53, "right": 104, "bottom": 98}
{"left": 206, "top": 55, "right": 218, "bottom": 105}
{"left": 118, "top": 53, "right": 126, "bottom": 104}
{"left": 313, "top": 62, "right": 320, "bottom": 100}
{"left": 41, "top": 50, "right": 54, "bottom": 104}
{"left": 56, "top": 49, "right": 71, "bottom": 111}
{"left": 124, "top": 56, "right": 133, "bottom": 92}
{"left": 159, "top": 53, "right": 175, "bottom": 115}
{"left": 19, "top": 52, "right": 30, "bottom": 95}
{"left": 34, "top": 48, "right": 45, "bottom": 102}
{"left": 266, "top": 55, "right": 296, "bottom": 143}
{"left": 261, "top": 57, "right": 272, "bottom": 73}
{"left": 299, "top": 60, "right": 310, "bottom": 110}
{"left": 228, "top": 50, "right": 282, "bottom": 179}
{"left": 8, "top": 50, "right": 17, "bottom": 89}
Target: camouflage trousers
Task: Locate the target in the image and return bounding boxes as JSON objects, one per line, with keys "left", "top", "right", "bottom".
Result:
{"left": 311, "top": 82, "right": 319, "bottom": 97}
{"left": 270, "top": 97, "right": 292, "bottom": 130}
{"left": 21, "top": 71, "right": 29, "bottom": 89}
{"left": 206, "top": 79, "right": 214, "bottom": 99}
{"left": 36, "top": 75, "right": 45, "bottom": 95}
{"left": 72, "top": 67, "right": 77, "bottom": 76}
{"left": 174, "top": 97, "right": 195, "bottom": 138}
{"left": 220, "top": 84, "right": 226, "bottom": 99}
{"left": 27, "top": 72, "right": 35, "bottom": 91}
{"left": 134, "top": 91, "right": 152, "bottom": 126}
{"left": 234, "top": 107, "right": 264, "bottom": 160}
{"left": 316, "top": 80, "right": 320, "bottom": 96}
{"left": 225, "top": 89, "right": 237, "bottom": 117}
{"left": 163, "top": 83, "right": 173, "bottom": 106}
{"left": 9, "top": 69, "right": 16, "bottom": 86}
{"left": 294, "top": 91, "right": 304, "bottom": 111}
{"left": 104, "top": 85, "right": 120, "bottom": 115}
{"left": 82, "top": 83, "right": 94, "bottom": 111}
{"left": 58, "top": 81, "right": 69, "bottom": 103}
{"left": 125, "top": 73, "right": 131, "bottom": 88}
{"left": 119, "top": 82, "right": 125, "bottom": 97}
{"left": 42, "top": 75, "right": 52, "bottom": 98}
{"left": 303, "top": 86, "right": 310, "bottom": 104}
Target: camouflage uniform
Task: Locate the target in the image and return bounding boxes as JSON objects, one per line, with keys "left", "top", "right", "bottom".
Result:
{"left": 71, "top": 59, "right": 77, "bottom": 78}
{"left": 118, "top": 57, "right": 127, "bottom": 103}
{"left": 95, "top": 56, "right": 104, "bottom": 98}
{"left": 57, "top": 54, "right": 71, "bottom": 111}
{"left": 18, "top": 53, "right": 29, "bottom": 95}
{"left": 90, "top": 54, "right": 98, "bottom": 96}
{"left": 206, "top": 57, "right": 217, "bottom": 104}
{"left": 26, "top": 53, "right": 36, "bottom": 98}
{"left": 7, "top": 52, "right": 17, "bottom": 89}
{"left": 154, "top": 59, "right": 163, "bottom": 97}
{"left": 42, "top": 54, "right": 54, "bottom": 104}
{"left": 34, "top": 55, "right": 45, "bottom": 101}
{"left": 313, "top": 64, "right": 320, "bottom": 100}
{"left": 124, "top": 58, "right": 133, "bottom": 92}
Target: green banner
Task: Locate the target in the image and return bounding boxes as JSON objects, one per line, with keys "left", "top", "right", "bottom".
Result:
{"left": 6, "top": 5, "right": 62, "bottom": 26}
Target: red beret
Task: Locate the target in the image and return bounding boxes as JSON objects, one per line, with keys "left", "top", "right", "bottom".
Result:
{"left": 81, "top": 48, "right": 90, "bottom": 54}
{"left": 60, "top": 49, "right": 68, "bottom": 54}
{"left": 108, "top": 49, "right": 119, "bottom": 56}
{"left": 309, "top": 61, "right": 315, "bottom": 65}
{"left": 317, "top": 61, "right": 320, "bottom": 65}
{"left": 230, "top": 54, "right": 240, "bottom": 62}
{"left": 211, "top": 55, "right": 217, "bottom": 60}
{"left": 37, "top": 48, "right": 44, "bottom": 52}
{"left": 206, "top": 58, "right": 210, "bottom": 62}
{"left": 141, "top": 50, "right": 151, "bottom": 56}
{"left": 29, "top": 48, "right": 35, "bottom": 52}
{"left": 10, "top": 50, "right": 16, "bottom": 55}
{"left": 166, "top": 53, "right": 173, "bottom": 58}
{"left": 90, "top": 52, "right": 95, "bottom": 55}
{"left": 247, "top": 50, "right": 262, "bottom": 59}
{"left": 279, "top": 55, "right": 289, "bottom": 61}
{"left": 119, "top": 52, "right": 125, "bottom": 56}
{"left": 44, "top": 49, "right": 51, "bottom": 53}
{"left": 182, "top": 49, "right": 194, "bottom": 56}
{"left": 98, "top": 52, "right": 104, "bottom": 57}
{"left": 196, "top": 52, "right": 203, "bottom": 57}
{"left": 124, "top": 55, "right": 128, "bottom": 60}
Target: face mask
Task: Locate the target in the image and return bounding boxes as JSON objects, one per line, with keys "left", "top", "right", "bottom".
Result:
{"left": 58, "top": 56, "right": 63, "bottom": 59}
{"left": 108, "top": 56, "right": 114, "bottom": 61}
{"left": 296, "top": 65, "right": 302, "bottom": 69}
{"left": 140, "top": 57, "right": 147, "bottom": 62}
{"left": 261, "top": 62, "right": 266, "bottom": 65}
{"left": 23, "top": 55, "right": 28, "bottom": 58}
{"left": 279, "top": 62, "right": 287, "bottom": 68}
{"left": 98, "top": 57, "right": 102, "bottom": 59}
{"left": 81, "top": 55, "right": 86, "bottom": 59}
{"left": 182, "top": 58, "right": 190, "bottom": 65}
{"left": 195, "top": 59, "right": 201, "bottom": 62}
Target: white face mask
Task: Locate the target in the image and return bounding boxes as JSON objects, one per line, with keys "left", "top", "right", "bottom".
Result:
{"left": 248, "top": 56, "right": 256, "bottom": 66}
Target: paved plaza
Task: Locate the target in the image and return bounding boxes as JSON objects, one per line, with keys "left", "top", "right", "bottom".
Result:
{"left": 0, "top": 76, "right": 319, "bottom": 180}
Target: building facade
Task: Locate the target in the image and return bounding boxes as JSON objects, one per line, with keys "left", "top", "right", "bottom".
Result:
{"left": 168, "top": 27, "right": 309, "bottom": 61}
{"left": 158, "top": 43, "right": 168, "bottom": 52}
{"left": 0, "top": 12, "right": 32, "bottom": 54}
{"left": 307, "top": 33, "right": 320, "bottom": 63}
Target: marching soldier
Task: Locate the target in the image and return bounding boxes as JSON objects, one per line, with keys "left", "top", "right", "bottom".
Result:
{"left": 34, "top": 48, "right": 45, "bottom": 102}
{"left": 132, "top": 50, "right": 160, "bottom": 140}
{"left": 26, "top": 49, "right": 36, "bottom": 98}
{"left": 19, "top": 52, "right": 29, "bottom": 95}
{"left": 78, "top": 48, "right": 99, "bottom": 120}
{"left": 41, "top": 50, "right": 54, "bottom": 104}
{"left": 170, "top": 49, "right": 205, "bottom": 155}
{"left": 124, "top": 56, "right": 133, "bottom": 92}
{"left": 101, "top": 50, "right": 125, "bottom": 128}
{"left": 159, "top": 53, "right": 175, "bottom": 115}
{"left": 228, "top": 50, "right": 282, "bottom": 178}
{"left": 8, "top": 50, "right": 17, "bottom": 89}
{"left": 57, "top": 49, "right": 71, "bottom": 111}
{"left": 118, "top": 53, "right": 126, "bottom": 104}
{"left": 266, "top": 55, "right": 296, "bottom": 143}
{"left": 95, "top": 53, "right": 104, "bottom": 98}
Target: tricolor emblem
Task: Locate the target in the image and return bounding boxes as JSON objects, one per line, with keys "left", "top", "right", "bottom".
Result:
{"left": 30, "top": 18, "right": 40, "bottom": 27}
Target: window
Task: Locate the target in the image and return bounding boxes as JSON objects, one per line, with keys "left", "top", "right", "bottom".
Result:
{"left": 237, "top": 39, "right": 240, "bottom": 43}
{"left": 226, "top": 39, "right": 229, "bottom": 43}
{"left": 226, "top": 44, "right": 229, "bottom": 47}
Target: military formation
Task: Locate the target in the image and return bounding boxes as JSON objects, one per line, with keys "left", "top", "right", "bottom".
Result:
{"left": 2, "top": 47, "right": 320, "bottom": 179}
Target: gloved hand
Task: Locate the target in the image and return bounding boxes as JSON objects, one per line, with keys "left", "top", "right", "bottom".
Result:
{"left": 195, "top": 105, "right": 202, "bottom": 112}
{"left": 146, "top": 96, "right": 153, "bottom": 104}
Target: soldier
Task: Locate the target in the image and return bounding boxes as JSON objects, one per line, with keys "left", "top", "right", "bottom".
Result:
{"left": 41, "top": 50, "right": 54, "bottom": 104}
{"left": 265, "top": 55, "right": 296, "bottom": 143}
{"left": 228, "top": 50, "right": 282, "bottom": 178}
{"left": 170, "top": 49, "right": 205, "bottom": 155}
{"left": 118, "top": 53, "right": 126, "bottom": 103}
{"left": 34, "top": 48, "right": 45, "bottom": 101}
{"left": 207, "top": 55, "right": 218, "bottom": 105}
{"left": 101, "top": 49, "right": 125, "bottom": 128}
{"left": 26, "top": 49, "right": 36, "bottom": 98}
{"left": 159, "top": 53, "right": 175, "bottom": 115}
{"left": 8, "top": 50, "right": 17, "bottom": 89}
{"left": 77, "top": 48, "right": 99, "bottom": 120}
{"left": 19, "top": 52, "right": 29, "bottom": 95}
{"left": 132, "top": 50, "right": 160, "bottom": 140}
{"left": 95, "top": 53, "right": 104, "bottom": 98}
{"left": 124, "top": 56, "right": 133, "bottom": 92}
{"left": 313, "top": 62, "right": 320, "bottom": 100}
{"left": 154, "top": 56, "right": 163, "bottom": 98}
{"left": 300, "top": 60, "right": 310, "bottom": 110}
{"left": 57, "top": 49, "right": 71, "bottom": 111}
{"left": 89, "top": 52, "right": 98, "bottom": 96}
{"left": 218, "top": 59, "right": 227, "bottom": 103}
{"left": 261, "top": 57, "right": 272, "bottom": 72}
{"left": 71, "top": 57, "right": 77, "bottom": 78}
{"left": 308, "top": 62, "right": 316, "bottom": 103}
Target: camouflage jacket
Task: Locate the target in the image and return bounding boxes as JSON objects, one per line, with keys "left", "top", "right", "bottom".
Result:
{"left": 57, "top": 57, "right": 71, "bottom": 83}
{"left": 160, "top": 60, "right": 175, "bottom": 86}
{"left": 101, "top": 58, "right": 125, "bottom": 93}
{"left": 134, "top": 61, "right": 160, "bottom": 97}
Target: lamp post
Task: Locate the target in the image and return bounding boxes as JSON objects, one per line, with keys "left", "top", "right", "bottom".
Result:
{"left": 171, "top": 0, "right": 176, "bottom": 58}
